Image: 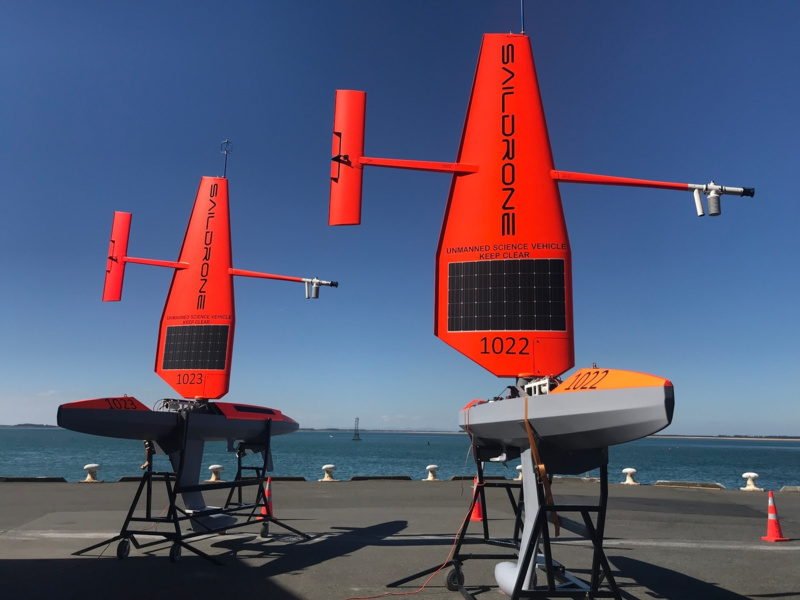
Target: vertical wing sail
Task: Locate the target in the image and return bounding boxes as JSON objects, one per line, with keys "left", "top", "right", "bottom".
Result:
{"left": 155, "top": 177, "right": 235, "bottom": 399}
{"left": 329, "top": 90, "right": 366, "bottom": 226}
{"left": 103, "top": 211, "right": 132, "bottom": 302}
{"left": 435, "top": 34, "right": 574, "bottom": 378}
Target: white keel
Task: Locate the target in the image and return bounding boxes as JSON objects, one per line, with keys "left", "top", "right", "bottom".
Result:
{"left": 495, "top": 449, "right": 540, "bottom": 594}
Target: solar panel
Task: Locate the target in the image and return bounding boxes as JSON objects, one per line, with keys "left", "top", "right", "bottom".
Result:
{"left": 162, "top": 325, "right": 229, "bottom": 370}
{"left": 447, "top": 259, "right": 566, "bottom": 332}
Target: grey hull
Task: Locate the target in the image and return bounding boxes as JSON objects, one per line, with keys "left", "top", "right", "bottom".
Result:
{"left": 460, "top": 385, "right": 674, "bottom": 451}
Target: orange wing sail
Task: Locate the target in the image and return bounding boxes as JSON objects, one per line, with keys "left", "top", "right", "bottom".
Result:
{"left": 102, "top": 175, "right": 337, "bottom": 401}
{"left": 155, "top": 177, "right": 235, "bottom": 399}
{"left": 434, "top": 34, "right": 573, "bottom": 378}
{"left": 327, "top": 32, "right": 752, "bottom": 382}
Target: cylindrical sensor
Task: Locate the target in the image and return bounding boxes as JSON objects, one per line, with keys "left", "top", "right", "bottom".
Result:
{"left": 708, "top": 190, "right": 721, "bottom": 216}
{"left": 694, "top": 188, "right": 705, "bottom": 217}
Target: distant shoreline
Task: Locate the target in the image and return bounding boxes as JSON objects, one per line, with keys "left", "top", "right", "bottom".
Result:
{"left": 2, "top": 425, "right": 798, "bottom": 442}
{"left": 298, "top": 429, "right": 800, "bottom": 441}
{"left": 650, "top": 434, "right": 800, "bottom": 442}
{"left": 300, "top": 428, "right": 463, "bottom": 435}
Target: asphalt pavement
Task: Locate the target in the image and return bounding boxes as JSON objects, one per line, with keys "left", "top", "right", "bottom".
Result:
{"left": 0, "top": 478, "right": 797, "bottom": 599}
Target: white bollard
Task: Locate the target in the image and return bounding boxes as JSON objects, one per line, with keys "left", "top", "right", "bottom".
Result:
{"left": 740, "top": 472, "right": 763, "bottom": 491}
{"left": 206, "top": 464, "right": 224, "bottom": 482}
{"left": 424, "top": 465, "right": 439, "bottom": 481}
{"left": 82, "top": 463, "right": 101, "bottom": 483}
{"left": 621, "top": 467, "right": 640, "bottom": 485}
{"left": 319, "top": 464, "right": 338, "bottom": 482}
{"left": 515, "top": 465, "right": 523, "bottom": 481}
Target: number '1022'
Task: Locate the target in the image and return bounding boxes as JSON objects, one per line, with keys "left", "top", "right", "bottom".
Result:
{"left": 480, "top": 336, "right": 530, "bottom": 355}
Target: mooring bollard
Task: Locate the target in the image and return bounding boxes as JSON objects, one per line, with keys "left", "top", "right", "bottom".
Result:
{"left": 206, "top": 464, "right": 224, "bottom": 482}
{"left": 516, "top": 465, "right": 523, "bottom": 481}
{"left": 741, "top": 472, "right": 763, "bottom": 491}
{"left": 319, "top": 464, "right": 338, "bottom": 482}
{"left": 82, "top": 463, "right": 101, "bottom": 483}
{"left": 622, "top": 467, "right": 640, "bottom": 485}
{"left": 424, "top": 465, "right": 439, "bottom": 481}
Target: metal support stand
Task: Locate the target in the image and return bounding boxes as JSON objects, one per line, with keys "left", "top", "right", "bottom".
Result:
{"left": 387, "top": 450, "right": 523, "bottom": 591}
{"left": 491, "top": 463, "right": 620, "bottom": 599}
{"left": 388, "top": 443, "right": 621, "bottom": 599}
{"left": 73, "top": 418, "right": 309, "bottom": 564}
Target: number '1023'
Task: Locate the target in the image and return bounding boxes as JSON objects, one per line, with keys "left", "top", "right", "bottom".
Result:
{"left": 176, "top": 373, "right": 203, "bottom": 385}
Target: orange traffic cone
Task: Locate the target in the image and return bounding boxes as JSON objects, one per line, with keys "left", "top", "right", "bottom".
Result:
{"left": 470, "top": 478, "right": 484, "bottom": 522}
{"left": 762, "top": 491, "right": 789, "bottom": 542}
{"left": 257, "top": 477, "right": 273, "bottom": 538}
{"left": 264, "top": 477, "right": 273, "bottom": 518}
{"left": 258, "top": 477, "right": 273, "bottom": 520}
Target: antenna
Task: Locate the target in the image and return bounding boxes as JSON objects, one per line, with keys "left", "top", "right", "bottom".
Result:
{"left": 520, "top": 0, "right": 525, "bottom": 34}
{"left": 220, "top": 139, "right": 233, "bottom": 177}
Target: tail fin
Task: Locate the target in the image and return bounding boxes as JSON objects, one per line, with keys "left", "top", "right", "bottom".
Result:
{"left": 329, "top": 89, "right": 366, "bottom": 226}
{"left": 103, "top": 211, "right": 132, "bottom": 302}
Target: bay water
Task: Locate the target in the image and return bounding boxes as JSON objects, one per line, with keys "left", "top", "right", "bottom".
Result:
{"left": 1, "top": 429, "right": 798, "bottom": 491}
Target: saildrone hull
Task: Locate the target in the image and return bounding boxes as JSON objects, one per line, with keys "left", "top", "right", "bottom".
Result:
{"left": 460, "top": 369, "right": 673, "bottom": 451}
{"left": 57, "top": 397, "right": 299, "bottom": 443}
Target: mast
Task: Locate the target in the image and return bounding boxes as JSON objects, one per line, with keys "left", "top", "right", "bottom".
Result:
{"left": 352, "top": 417, "right": 361, "bottom": 441}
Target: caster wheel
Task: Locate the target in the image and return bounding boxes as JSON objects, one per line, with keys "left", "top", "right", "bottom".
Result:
{"left": 116, "top": 538, "right": 130, "bottom": 560}
{"left": 446, "top": 568, "right": 464, "bottom": 591}
{"left": 260, "top": 522, "right": 270, "bottom": 538}
{"left": 169, "top": 543, "right": 182, "bottom": 563}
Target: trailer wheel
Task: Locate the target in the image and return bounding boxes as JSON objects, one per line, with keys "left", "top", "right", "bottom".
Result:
{"left": 169, "top": 543, "right": 182, "bottom": 563}
{"left": 116, "top": 538, "right": 130, "bottom": 560}
{"left": 446, "top": 568, "right": 464, "bottom": 591}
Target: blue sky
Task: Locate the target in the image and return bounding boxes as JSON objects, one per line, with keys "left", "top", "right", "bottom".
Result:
{"left": 2, "top": 2, "right": 797, "bottom": 435}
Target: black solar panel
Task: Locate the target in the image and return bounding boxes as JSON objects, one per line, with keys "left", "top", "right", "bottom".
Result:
{"left": 447, "top": 259, "right": 566, "bottom": 332}
{"left": 162, "top": 325, "right": 229, "bottom": 370}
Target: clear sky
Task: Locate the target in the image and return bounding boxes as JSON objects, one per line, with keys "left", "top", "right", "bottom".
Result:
{"left": 2, "top": 2, "right": 798, "bottom": 435}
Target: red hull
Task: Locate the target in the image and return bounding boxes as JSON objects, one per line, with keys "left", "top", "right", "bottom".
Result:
{"left": 57, "top": 397, "right": 299, "bottom": 442}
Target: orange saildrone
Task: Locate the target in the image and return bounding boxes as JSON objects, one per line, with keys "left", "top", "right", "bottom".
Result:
{"left": 328, "top": 32, "right": 753, "bottom": 597}
{"left": 61, "top": 173, "right": 337, "bottom": 437}
{"left": 58, "top": 153, "right": 337, "bottom": 553}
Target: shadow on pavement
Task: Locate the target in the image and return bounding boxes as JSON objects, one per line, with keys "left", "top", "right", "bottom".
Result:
{"left": 611, "top": 555, "right": 753, "bottom": 600}
{"left": 0, "top": 520, "right": 411, "bottom": 600}
{"left": 0, "top": 555, "right": 304, "bottom": 600}
{"left": 210, "top": 519, "right": 408, "bottom": 576}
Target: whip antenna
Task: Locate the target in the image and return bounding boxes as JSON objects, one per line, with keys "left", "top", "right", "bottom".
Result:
{"left": 220, "top": 139, "right": 233, "bottom": 177}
